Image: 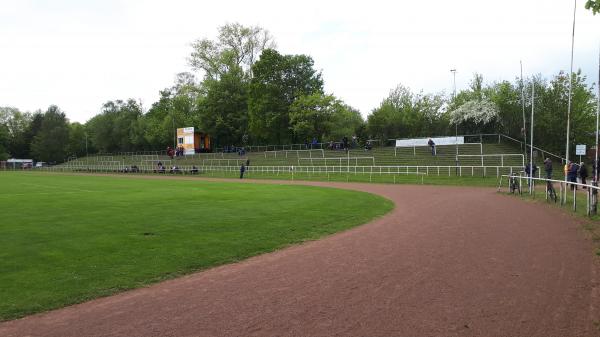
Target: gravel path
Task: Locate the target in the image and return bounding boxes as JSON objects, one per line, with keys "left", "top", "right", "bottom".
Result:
{"left": 1, "top": 178, "right": 599, "bottom": 337}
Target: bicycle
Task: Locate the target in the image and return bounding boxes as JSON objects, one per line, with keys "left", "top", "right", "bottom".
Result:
{"left": 509, "top": 173, "right": 521, "bottom": 194}
{"left": 546, "top": 179, "right": 557, "bottom": 203}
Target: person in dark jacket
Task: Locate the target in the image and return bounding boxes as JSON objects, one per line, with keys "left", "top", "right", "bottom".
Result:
{"left": 543, "top": 158, "right": 553, "bottom": 179}
{"left": 579, "top": 162, "right": 588, "bottom": 188}
{"left": 525, "top": 162, "right": 537, "bottom": 186}
{"left": 428, "top": 138, "right": 436, "bottom": 156}
{"left": 240, "top": 163, "right": 246, "bottom": 179}
{"left": 568, "top": 162, "right": 579, "bottom": 190}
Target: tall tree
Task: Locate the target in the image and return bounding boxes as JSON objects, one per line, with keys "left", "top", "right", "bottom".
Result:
{"left": 86, "top": 100, "right": 144, "bottom": 153}
{"left": 0, "top": 107, "right": 32, "bottom": 158}
{"left": 189, "top": 23, "right": 276, "bottom": 79}
{"left": 30, "top": 106, "right": 70, "bottom": 162}
{"left": 66, "top": 122, "right": 87, "bottom": 157}
{"left": 367, "top": 84, "right": 446, "bottom": 141}
{"left": 0, "top": 123, "right": 9, "bottom": 161}
{"left": 248, "top": 49, "right": 324, "bottom": 144}
{"left": 199, "top": 65, "right": 248, "bottom": 147}
{"left": 586, "top": 0, "right": 600, "bottom": 14}
{"left": 289, "top": 93, "right": 364, "bottom": 143}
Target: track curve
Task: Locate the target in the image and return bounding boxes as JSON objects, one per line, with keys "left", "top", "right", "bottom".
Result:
{"left": 1, "top": 179, "right": 599, "bottom": 337}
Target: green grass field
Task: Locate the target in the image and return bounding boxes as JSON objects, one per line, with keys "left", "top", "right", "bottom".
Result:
{"left": 0, "top": 172, "right": 393, "bottom": 321}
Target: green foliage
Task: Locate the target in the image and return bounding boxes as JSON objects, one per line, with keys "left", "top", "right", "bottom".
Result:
{"left": 67, "top": 123, "right": 87, "bottom": 157}
{"left": 142, "top": 73, "right": 203, "bottom": 150}
{"left": 0, "top": 123, "right": 9, "bottom": 160}
{"left": 367, "top": 84, "right": 447, "bottom": 141}
{"left": 248, "top": 49, "right": 324, "bottom": 144}
{"left": 86, "top": 100, "right": 145, "bottom": 153}
{"left": 289, "top": 93, "right": 364, "bottom": 142}
{"left": 0, "top": 107, "right": 34, "bottom": 158}
{"left": 199, "top": 65, "right": 249, "bottom": 147}
{"left": 0, "top": 173, "right": 392, "bottom": 320}
{"left": 189, "top": 23, "right": 275, "bottom": 79}
{"left": 586, "top": 0, "right": 600, "bottom": 14}
{"left": 30, "top": 106, "right": 70, "bottom": 162}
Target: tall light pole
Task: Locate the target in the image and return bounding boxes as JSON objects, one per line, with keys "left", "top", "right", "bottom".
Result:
{"left": 530, "top": 81, "right": 535, "bottom": 193}
{"left": 593, "top": 46, "right": 600, "bottom": 214}
{"left": 451, "top": 69, "right": 458, "bottom": 171}
{"left": 565, "top": 0, "right": 576, "bottom": 176}
{"left": 85, "top": 132, "right": 88, "bottom": 166}
{"left": 520, "top": 61, "right": 527, "bottom": 161}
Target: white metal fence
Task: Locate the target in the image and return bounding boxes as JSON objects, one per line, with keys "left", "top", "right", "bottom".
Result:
{"left": 26, "top": 164, "right": 527, "bottom": 178}
{"left": 498, "top": 174, "right": 599, "bottom": 215}
{"left": 457, "top": 154, "right": 524, "bottom": 167}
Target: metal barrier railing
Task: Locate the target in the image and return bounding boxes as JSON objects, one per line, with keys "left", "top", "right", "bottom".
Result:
{"left": 28, "top": 164, "right": 526, "bottom": 178}
{"left": 498, "top": 174, "right": 599, "bottom": 216}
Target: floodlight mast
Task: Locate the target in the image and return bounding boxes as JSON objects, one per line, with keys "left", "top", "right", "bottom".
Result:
{"left": 565, "top": 0, "right": 576, "bottom": 181}
{"left": 520, "top": 61, "right": 527, "bottom": 162}
{"left": 595, "top": 46, "right": 599, "bottom": 182}
{"left": 451, "top": 69, "right": 457, "bottom": 170}
{"left": 530, "top": 82, "right": 535, "bottom": 194}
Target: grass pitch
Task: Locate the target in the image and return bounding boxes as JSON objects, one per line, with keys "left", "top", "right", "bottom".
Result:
{"left": 0, "top": 172, "right": 393, "bottom": 320}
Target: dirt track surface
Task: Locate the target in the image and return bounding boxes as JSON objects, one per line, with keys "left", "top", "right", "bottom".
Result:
{"left": 2, "top": 177, "right": 599, "bottom": 337}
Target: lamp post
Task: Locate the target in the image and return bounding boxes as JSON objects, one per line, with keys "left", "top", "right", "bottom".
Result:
{"left": 85, "top": 132, "right": 88, "bottom": 167}
{"left": 565, "top": 0, "right": 576, "bottom": 180}
{"left": 451, "top": 69, "right": 458, "bottom": 173}
{"left": 172, "top": 114, "right": 176, "bottom": 149}
{"left": 520, "top": 61, "right": 527, "bottom": 161}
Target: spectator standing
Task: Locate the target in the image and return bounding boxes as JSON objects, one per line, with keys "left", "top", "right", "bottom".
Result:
{"left": 568, "top": 161, "right": 579, "bottom": 190}
{"left": 246, "top": 158, "right": 250, "bottom": 167}
{"left": 543, "top": 158, "right": 553, "bottom": 179}
{"left": 427, "top": 138, "right": 436, "bottom": 156}
{"left": 342, "top": 136, "right": 349, "bottom": 151}
{"left": 525, "top": 162, "right": 537, "bottom": 186}
{"left": 579, "top": 162, "right": 588, "bottom": 188}
{"left": 240, "top": 163, "right": 246, "bottom": 179}
{"left": 311, "top": 137, "right": 318, "bottom": 149}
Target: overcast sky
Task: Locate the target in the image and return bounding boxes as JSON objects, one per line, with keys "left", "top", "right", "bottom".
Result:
{"left": 1, "top": 0, "right": 599, "bottom": 123}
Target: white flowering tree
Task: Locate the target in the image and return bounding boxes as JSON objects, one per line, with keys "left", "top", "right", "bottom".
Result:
{"left": 448, "top": 98, "right": 501, "bottom": 133}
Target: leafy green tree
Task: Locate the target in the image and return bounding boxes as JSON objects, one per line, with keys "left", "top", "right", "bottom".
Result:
{"left": 367, "top": 84, "right": 446, "bottom": 141}
{"left": 586, "top": 0, "right": 600, "bottom": 14}
{"left": 144, "top": 76, "right": 202, "bottom": 150}
{"left": 289, "top": 93, "right": 364, "bottom": 143}
{"left": 30, "top": 106, "right": 70, "bottom": 162}
{"left": 0, "top": 123, "right": 9, "bottom": 160}
{"left": 0, "top": 107, "right": 37, "bottom": 158}
{"left": 534, "top": 71, "right": 597, "bottom": 157}
{"left": 486, "top": 80, "right": 523, "bottom": 139}
{"left": 66, "top": 123, "right": 87, "bottom": 157}
{"left": 199, "top": 65, "right": 248, "bottom": 147}
{"left": 248, "top": 49, "right": 324, "bottom": 144}
{"left": 86, "top": 100, "right": 145, "bottom": 153}
{"left": 190, "top": 23, "right": 276, "bottom": 79}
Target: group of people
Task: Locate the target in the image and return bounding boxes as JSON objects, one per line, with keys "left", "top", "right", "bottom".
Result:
{"left": 564, "top": 161, "right": 589, "bottom": 190}
{"left": 153, "top": 161, "right": 199, "bottom": 174}
{"left": 325, "top": 135, "right": 366, "bottom": 151}
{"left": 165, "top": 146, "right": 186, "bottom": 159}
{"left": 536, "top": 157, "right": 592, "bottom": 191}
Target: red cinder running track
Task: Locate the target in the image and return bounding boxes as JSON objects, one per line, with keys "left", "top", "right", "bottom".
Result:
{"left": 1, "top": 178, "right": 599, "bottom": 337}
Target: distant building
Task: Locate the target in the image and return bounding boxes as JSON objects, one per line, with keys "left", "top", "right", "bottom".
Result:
{"left": 6, "top": 158, "right": 34, "bottom": 169}
{"left": 176, "top": 127, "right": 211, "bottom": 154}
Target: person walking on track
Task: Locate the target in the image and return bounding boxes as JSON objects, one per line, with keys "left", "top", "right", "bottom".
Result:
{"left": 240, "top": 163, "right": 246, "bottom": 179}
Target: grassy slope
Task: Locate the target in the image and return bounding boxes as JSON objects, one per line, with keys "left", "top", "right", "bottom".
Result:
{"left": 0, "top": 172, "right": 393, "bottom": 320}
